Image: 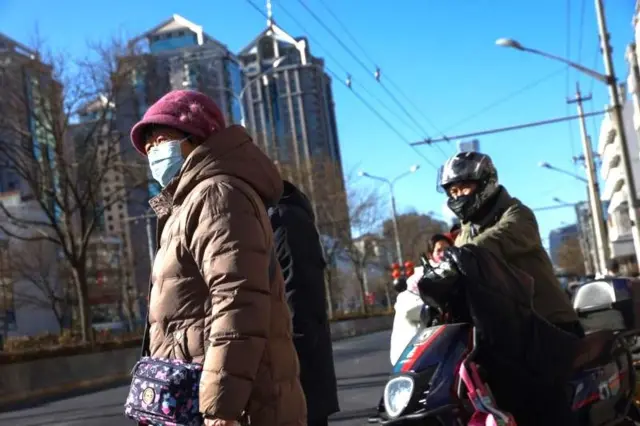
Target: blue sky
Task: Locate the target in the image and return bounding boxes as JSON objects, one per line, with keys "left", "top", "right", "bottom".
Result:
{"left": 0, "top": 0, "right": 636, "bottom": 246}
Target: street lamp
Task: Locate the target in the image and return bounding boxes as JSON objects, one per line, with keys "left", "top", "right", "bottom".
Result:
{"left": 496, "top": 38, "right": 609, "bottom": 83}
{"left": 358, "top": 164, "right": 421, "bottom": 265}
{"left": 539, "top": 161, "right": 609, "bottom": 273}
{"left": 181, "top": 56, "right": 288, "bottom": 128}
{"left": 498, "top": 28, "right": 639, "bottom": 265}
{"left": 122, "top": 209, "right": 156, "bottom": 267}
{"left": 538, "top": 162, "right": 588, "bottom": 183}
{"left": 553, "top": 197, "right": 569, "bottom": 205}
{"left": 236, "top": 56, "right": 288, "bottom": 127}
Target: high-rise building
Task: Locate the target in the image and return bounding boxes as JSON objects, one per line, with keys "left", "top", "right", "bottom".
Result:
{"left": 238, "top": 17, "right": 348, "bottom": 237}
{"left": 113, "top": 15, "right": 243, "bottom": 297}
{"left": 0, "top": 33, "right": 60, "bottom": 209}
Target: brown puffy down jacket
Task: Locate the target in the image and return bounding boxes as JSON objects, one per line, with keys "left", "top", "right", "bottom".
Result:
{"left": 147, "top": 125, "right": 307, "bottom": 425}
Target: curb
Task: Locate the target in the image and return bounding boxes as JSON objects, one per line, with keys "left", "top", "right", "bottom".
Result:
{"left": 0, "top": 373, "right": 131, "bottom": 413}
{"left": 0, "top": 326, "right": 392, "bottom": 413}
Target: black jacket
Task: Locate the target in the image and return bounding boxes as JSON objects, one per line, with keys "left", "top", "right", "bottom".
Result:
{"left": 269, "top": 180, "right": 340, "bottom": 421}
{"left": 444, "top": 245, "right": 581, "bottom": 382}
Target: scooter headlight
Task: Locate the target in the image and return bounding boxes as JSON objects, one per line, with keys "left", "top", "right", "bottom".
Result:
{"left": 383, "top": 375, "right": 415, "bottom": 418}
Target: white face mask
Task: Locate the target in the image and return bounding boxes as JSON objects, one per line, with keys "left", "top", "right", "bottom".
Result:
{"left": 147, "top": 139, "right": 187, "bottom": 188}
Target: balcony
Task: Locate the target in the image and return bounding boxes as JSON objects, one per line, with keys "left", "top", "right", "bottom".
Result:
{"left": 597, "top": 110, "right": 615, "bottom": 158}
{"left": 607, "top": 199, "right": 635, "bottom": 258}
{"left": 600, "top": 140, "right": 621, "bottom": 180}
{"left": 602, "top": 165, "right": 624, "bottom": 201}
{"left": 611, "top": 236, "right": 635, "bottom": 259}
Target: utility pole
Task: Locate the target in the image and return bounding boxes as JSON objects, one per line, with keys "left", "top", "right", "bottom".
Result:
{"left": 389, "top": 190, "right": 404, "bottom": 267}
{"left": 595, "top": 0, "right": 640, "bottom": 265}
{"left": 567, "top": 83, "right": 610, "bottom": 275}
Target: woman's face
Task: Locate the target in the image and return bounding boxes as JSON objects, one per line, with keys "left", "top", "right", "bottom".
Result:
{"left": 143, "top": 125, "right": 195, "bottom": 158}
{"left": 432, "top": 239, "right": 451, "bottom": 262}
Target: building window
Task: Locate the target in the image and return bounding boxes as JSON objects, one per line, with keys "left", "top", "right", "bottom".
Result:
{"left": 260, "top": 38, "right": 275, "bottom": 59}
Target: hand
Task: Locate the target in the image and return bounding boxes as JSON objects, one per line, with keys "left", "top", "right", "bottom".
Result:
{"left": 204, "top": 419, "right": 240, "bottom": 426}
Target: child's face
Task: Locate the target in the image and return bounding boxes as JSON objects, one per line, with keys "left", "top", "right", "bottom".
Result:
{"left": 432, "top": 240, "right": 450, "bottom": 262}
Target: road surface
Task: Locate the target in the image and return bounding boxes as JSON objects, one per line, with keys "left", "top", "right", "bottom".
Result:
{"left": 0, "top": 330, "right": 392, "bottom": 426}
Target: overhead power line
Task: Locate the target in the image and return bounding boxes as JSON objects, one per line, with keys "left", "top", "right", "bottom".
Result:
{"left": 440, "top": 67, "right": 566, "bottom": 132}
{"left": 533, "top": 203, "right": 576, "bottom": 212}
{"left": 411, "top": 109, "right": 609, "bottom": 145}
{"left": 242, "top": 0, "right": 440, "bottom": 169}
{"left": 565, "top": 0, "right": 580, "bottom": 175}
{"left": 268, "top": 3, "right": 425, "bottom": 137}
{"left": 312, "top": 0, "right": 455, "bottom": 149}
{"left": 288, "top": 0, "right": 450, "bottom": 157}
{"left": 323, "top": 66, "right": 439, "bottom": 170}
{"left": 315, "top": 0, "right": 378, "bottom": 67}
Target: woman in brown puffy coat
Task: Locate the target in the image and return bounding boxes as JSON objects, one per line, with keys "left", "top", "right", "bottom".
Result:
{"left": 131, "top": 89, "right": 306, "bottom": 426}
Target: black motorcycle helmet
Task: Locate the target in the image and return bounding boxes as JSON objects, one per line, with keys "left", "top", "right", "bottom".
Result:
{"left": 438, "top": 152, "right": 499, "bottom": 222}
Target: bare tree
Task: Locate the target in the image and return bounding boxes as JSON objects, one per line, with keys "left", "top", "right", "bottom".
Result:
{"left": 0, "top": 36, "right": 149, "bottom": 343}
{"left": 276, "top": 156, "right": 383, "bottom": 315}
{"left": 3, "top": 239, "right": 70, "bottom": 331}
{"left": 382, "top": 212, "right": 448, "bottom": 263}
{"left": 556, "top": 237, "right": 586, "bottom": 276}
{"left": 340, "top": 186, "right": 384, "bottom": 314}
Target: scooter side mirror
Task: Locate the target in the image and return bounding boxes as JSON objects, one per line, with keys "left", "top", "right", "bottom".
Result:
{"left": 393, "top": 277, "right": 408, "bottom": 292}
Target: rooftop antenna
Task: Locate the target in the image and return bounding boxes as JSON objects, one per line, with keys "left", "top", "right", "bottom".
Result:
{"left": 266, "top": 0, "right": 273, "bottom": 26}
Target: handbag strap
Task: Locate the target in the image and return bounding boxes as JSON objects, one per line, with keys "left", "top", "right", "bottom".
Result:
{"left": 140, "top": 177, "right": 278, "bottom": 358}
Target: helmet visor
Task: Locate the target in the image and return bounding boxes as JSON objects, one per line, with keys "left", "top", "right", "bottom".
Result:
{"left": 439, "top": 154, "right": 486, "bottom": 190}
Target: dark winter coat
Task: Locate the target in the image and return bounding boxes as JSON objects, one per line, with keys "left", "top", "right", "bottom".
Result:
{"left": 449, "top": 245, "right": 582, "bottom": 425}
{"left": 269, "top": 180, "right": 340, "bottom": 423}
{"left": 456, "top": 186, "right": 578, "bottom": 325}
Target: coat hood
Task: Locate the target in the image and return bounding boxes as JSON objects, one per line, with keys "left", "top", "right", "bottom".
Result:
{"left": 279, "top": 180, "right": 315, "bottom": 219}
{"left": 159, "top": 125, "right": 283, "bottom": 208}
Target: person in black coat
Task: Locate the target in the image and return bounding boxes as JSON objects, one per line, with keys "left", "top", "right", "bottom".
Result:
{"left": 269, "top": 180, "right": 340, "bottom": 426}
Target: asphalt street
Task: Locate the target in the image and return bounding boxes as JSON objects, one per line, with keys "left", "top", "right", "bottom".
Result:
{"left": 0, "top": 330, "right": 392, "bottom": 426}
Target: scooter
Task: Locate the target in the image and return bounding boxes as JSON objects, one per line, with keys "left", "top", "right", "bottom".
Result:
{"left": 369, "top": 254, "right": 640, "bottom": 425}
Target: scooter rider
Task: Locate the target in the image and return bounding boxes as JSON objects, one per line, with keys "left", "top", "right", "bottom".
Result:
{"left": 439, "top": 151, "right": 583, "bottom": 336}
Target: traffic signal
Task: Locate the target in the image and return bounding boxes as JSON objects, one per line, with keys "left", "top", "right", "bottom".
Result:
{"left": 391, "top": 262, "right": 402, "bottom": 279}
{"left": 404, "top": 261, "right": 415, "bottom": 277}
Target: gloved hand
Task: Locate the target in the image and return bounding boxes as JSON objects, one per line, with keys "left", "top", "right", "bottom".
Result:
{"left": 416, "top": 247, "right": 462, "bottom": 310}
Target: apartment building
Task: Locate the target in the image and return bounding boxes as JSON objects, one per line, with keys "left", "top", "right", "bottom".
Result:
{"left": 598, "top": 98, "right": 640, "bottom": 275}
{"left": 238, "top": 18, "right": 349, "bottom": 239}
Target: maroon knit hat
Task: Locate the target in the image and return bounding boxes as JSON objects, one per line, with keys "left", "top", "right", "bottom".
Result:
{"left": 130, "top": 90, "right": 226, "bottom": 155}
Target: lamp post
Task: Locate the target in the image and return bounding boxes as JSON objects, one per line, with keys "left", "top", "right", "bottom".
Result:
{"left": 358, "top": 165, "right": 420, "bottom": 266}
{"left": 235, "top": 56, "right": 288, "bottom": 127}
{"left": 498, "top": 30, "right": 639, "bottom": 264}
{"left": 182, "top": 56, "right": 288, "bottom": 128}
{"left": 123, "top": 210, "right": 156, "bottom": 268}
